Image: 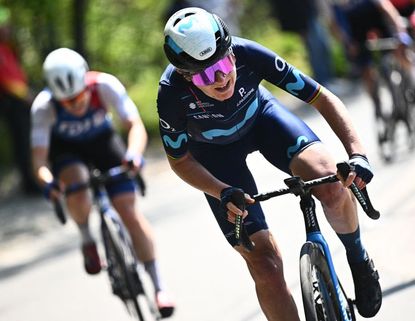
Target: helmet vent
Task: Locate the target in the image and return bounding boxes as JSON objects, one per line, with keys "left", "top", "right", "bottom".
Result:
{"left": 54, "top": 77, "right": 66, "bottom": 92}
{"left": 67, "top": 73, "right": 74, "bottom": 91}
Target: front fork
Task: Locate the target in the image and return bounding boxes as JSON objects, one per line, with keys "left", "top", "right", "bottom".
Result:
{"left": 300, "top": 194, "right": 355, "bottom": 321}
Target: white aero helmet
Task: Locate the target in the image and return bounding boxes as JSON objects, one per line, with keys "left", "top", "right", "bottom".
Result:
{"left": 163, "top": 7, "right": 232, "bottom": 72}
{"left": 43, "top": 48, "right": 89, "bottom": 100}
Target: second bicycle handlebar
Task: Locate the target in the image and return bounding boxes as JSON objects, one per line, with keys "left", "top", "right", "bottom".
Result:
{"left": 53, "top": 165, "right": 146, "bottom": 225}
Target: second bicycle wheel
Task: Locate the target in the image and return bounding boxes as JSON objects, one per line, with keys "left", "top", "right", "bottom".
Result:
{"left": 300, "top": 242, "right": 342, "bottom": 321}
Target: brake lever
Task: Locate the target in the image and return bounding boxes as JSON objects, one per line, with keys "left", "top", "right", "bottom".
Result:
{"left": 336, "top": 162, "right": 380, "bottom": 220}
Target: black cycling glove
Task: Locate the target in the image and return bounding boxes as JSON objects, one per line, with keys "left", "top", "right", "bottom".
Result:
{"left": 43, "top": 180, "right": 60, "bottom": 200}
{"left": 349, "top": 153, "right": 373, "bottom": 184}
{"left": 220, "top": 187, "right": 245, "bottom": 214}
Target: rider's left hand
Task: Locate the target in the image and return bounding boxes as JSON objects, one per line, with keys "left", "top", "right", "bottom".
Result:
{"left": 348, "top": 153, "right": 373, "bottom": 190}
{"left": 123, "top": 151, "right": 145, "bottom": 173}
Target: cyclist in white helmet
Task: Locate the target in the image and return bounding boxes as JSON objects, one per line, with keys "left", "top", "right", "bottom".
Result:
{"left": 31, "top": 48, "right": 175, "bottom": 318}
{"left": 158, "top": 7, "right": 381, "bottom": 320}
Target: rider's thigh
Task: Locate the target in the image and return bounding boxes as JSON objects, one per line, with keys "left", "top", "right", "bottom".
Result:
{"left": 289, "top": 142, "right": 336, "bottom": 180}
{"left": 58, "top": 162, "right": 90, "bottom": 185}
{"left": 289, "top": 143, "right": 348, "bottom": 208}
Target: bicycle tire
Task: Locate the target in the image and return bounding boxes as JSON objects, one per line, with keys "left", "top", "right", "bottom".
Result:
{"left": 376, "top": 56, "right": 399, "bottom": 162}
{"left": 101, "top": 213, "right": 147, "bottom": 321}
{"left": 300, "top": 242, "right": 341, "bottom": 321}
{"left": 377, "top": 54, "right": 414, "bottom": 161}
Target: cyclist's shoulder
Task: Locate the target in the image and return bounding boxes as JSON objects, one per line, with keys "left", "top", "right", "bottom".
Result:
{"left": 86, "top": 70, "right": 122, "bottom": 88}
{"left": 232, "top": 36, "right": 262, "bottom": 52}
{"left": 232, "top": 36, "right": 281, "bottom": 61}
{"left": 86, "top": 70, "right": 128, "bottom": 99}
{"left": 158, "top": 65, "right": 191, "bottom": 101}
{"left": 31, "top": 89, "right": 54, "bottom": 113}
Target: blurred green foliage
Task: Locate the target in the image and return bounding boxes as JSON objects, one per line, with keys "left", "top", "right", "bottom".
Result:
{"left": 0, "top": 0, "right": 347, "bottom": 156}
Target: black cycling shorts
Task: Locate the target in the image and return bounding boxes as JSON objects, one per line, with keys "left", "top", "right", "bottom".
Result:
{"left": 49, "top": 129, "right": 136, "bottom": 197}
{"left": 189, "top": 98, "right": 320, "bottom": 247}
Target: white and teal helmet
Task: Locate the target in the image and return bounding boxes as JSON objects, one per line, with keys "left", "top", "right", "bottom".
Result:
{"left": 163, "top": 7, "right": 232, "bottom": 72}
{"left": 43, "top": 48, "right": 89, "bottom": 100}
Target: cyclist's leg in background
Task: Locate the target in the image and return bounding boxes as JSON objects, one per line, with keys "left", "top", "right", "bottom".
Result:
{"left": 190, "top": 110, "right": 302, "bottom": 321}
{"left": 49, "top": 135, "right": 100, "bottom": 274}
{"left": 93, "top": 130, "right": 174, "bottom": 313}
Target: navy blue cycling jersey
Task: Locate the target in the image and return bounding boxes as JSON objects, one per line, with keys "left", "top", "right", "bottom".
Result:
{"left": 157, "top": 37, "right": 321, "bottom": 159}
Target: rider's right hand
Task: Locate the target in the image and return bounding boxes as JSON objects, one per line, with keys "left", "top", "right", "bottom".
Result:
{"left": 43, "top": 180, "right": 62, "bottom": 201}
{"left": 220, "top": 187, "right": 254, "bottom": 223}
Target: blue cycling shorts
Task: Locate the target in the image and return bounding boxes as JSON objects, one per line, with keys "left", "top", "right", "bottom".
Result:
{"left": 49, "top": 129, "right": 136, "bottom": 197}
{"left": 189, "top": 98, "right": 320, "bottom": 247}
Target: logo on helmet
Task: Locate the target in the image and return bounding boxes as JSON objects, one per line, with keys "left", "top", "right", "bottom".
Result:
{"left": 199, "top": 47, "right": 212, "bottom": 57}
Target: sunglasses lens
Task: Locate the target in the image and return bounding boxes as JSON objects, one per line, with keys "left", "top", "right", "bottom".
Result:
{"left": 61, "top": 89, "right": 87, "bottom": 107}
{"left": 192, "top": 55, "right": 234, "bottom": 86}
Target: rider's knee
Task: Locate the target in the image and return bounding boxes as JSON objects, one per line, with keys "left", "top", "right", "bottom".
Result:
{"left": 67, "top": 188, "right": 91, "bottom": 207}
{"left": 240, "top": 237, "right": 285, "bottom": 285}
{"left": 316, "top": 182, "right": 349, "bottom": 211}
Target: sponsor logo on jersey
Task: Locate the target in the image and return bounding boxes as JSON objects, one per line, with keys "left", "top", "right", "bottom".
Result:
{"left": 236, "top": 87, "right": 255, "bottom": 107}
{"left": 57, "top": 111, "right": 107, "bottom": 137}
{"left": 287, "top": 135, "right": 309, "bottom": 158}
{"left": 162, "top": 133, "right": 188, "bottom": 149}
{"left": 286, "top": 69, "right": 305, "bottom": 97}
{"left": 192, "top": 113, "right": 224, "bottom": 120}
{"left": 160, "top": 118, "right": 176, "bottom": 132}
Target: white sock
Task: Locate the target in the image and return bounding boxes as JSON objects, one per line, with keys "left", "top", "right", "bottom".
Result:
{"left": 78, "top": 223, "right": 94, "bottom": 244}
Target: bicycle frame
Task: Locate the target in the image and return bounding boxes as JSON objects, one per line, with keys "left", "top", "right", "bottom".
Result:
{"left": 53, "top": 166, "right": 156, "bottom": 321}
{"left": 300, "top": 192, "right": 353, "bottom": 321}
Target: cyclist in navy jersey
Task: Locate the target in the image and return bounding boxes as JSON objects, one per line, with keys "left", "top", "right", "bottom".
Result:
{"left": 158, "top": 7, "right": 381, "bottom": 320}
{"left": 31, "top": 48, "right": 174, "bottom": 318}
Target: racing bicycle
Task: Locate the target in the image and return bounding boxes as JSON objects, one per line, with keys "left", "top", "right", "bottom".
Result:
{"left": 366, "top": 35, "right": 415, "bottom": 162}
{"left": 53, "top": 165, "right": 161, "bottom": 321}
{"left": 234, "top": 162, "right": 380, "bottom": 321}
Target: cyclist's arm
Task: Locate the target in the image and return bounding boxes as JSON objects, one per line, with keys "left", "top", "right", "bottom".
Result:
{"left": 96, "top": 72, "right": 147, "bottom": 164}
{"left": 167, "top": 152, "right": 229, "bottom": 199}
{"left": 32, "top": 146, "right": 54, "bottom": 187}
{"left": 123, "top": 116, "right": 148, "bottom": 163}
{"left": 377, "top": 0, "right": 407, "bottom": 32}
{"left": 30, "top": 91, "right": 60, "bottom": 196}
{"left": 311, "top": 88, "right": 367, "bottom": 157}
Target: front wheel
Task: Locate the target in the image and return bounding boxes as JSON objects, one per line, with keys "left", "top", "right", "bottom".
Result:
{"left": 300, "top": 242, "right": 342, "bottom": 321}
{"left": 101, "top": 213, "right": 148, "bottom": 320}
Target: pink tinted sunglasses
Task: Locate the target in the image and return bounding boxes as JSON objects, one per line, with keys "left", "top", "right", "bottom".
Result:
{"left": 191, "top": 54, "right": 235, "bottom": 86}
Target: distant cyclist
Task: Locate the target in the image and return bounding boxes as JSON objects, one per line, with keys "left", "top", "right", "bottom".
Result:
{"left": 328, "top": 0, "right": 415, "bottom": 138}
{"left": 157, "top": 7, "right": 381, "bottom": 320}
{"left": 30, "top": 48, "right": 174, "bottom": 318}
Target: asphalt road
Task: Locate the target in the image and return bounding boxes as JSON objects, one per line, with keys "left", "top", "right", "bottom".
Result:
{"left": 0, "top": 84, "right": 414, "bottom": 321}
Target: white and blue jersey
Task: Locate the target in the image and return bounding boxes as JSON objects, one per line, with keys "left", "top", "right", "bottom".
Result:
{"left": 31, "top": 71, "right": 140, "bottom": 197}
{"left": 157, "top": 37, "right": 323, "bottom": 246}
{"left": 31, "top": 71, "right": 139, "bottom": 147}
